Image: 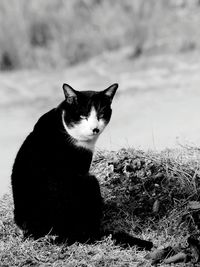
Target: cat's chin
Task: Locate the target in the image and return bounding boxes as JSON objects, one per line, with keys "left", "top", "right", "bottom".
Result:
{"left": 75, "top": 136, "right": 99, "bottom": 151}
{"left": 77, "top": 135, "right": 98, "bottom": 143}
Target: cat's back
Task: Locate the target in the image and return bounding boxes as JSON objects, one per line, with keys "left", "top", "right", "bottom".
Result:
{"left": 21, "top": 108, "right": 61, "bottom": 146}
{"left": 12, "top": 108, "right": 61, "bottom": 172}
{"left": 32, "top": 108, "right": 60, "bottom": 137}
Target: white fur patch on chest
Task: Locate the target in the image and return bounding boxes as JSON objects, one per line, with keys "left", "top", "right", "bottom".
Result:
{"left": 62, "top": 107, "right": 106, "bottom": 151}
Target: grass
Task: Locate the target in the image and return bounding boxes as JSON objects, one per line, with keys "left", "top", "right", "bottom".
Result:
{"left": 0, "top": 0, "right": 155, "bottom": 70}
{"left": 1, "top": 0, "right": 200, "bottom": 70}
{"left": 1, "top": 146, "right": 200, "bottom": 266}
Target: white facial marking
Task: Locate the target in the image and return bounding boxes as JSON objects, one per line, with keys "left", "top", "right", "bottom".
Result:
{"left": 62, "top": 107, "right": 107, "bottom": 151}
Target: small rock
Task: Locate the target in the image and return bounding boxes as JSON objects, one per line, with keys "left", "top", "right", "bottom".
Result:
{"left": 188, "top": 201, "right": 200, "bottom": 210}
{"left": 163, "top": 252, "right": 187, "bottom": 264}
{"left": 145, "top": 246, "right": 175, "bottom": 264}
{"left": 152, "top": 200, "right": 160, "bottom": 213}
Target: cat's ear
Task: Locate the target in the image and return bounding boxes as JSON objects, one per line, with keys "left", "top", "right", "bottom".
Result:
{"left": 62, "top": 83, "right": 77, "bottom": 104}
{"left": 103, "top": 83, "right": 118, "bottom": 101}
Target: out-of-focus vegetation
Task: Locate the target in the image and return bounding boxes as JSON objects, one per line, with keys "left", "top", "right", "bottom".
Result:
{"left": 0, "top": 0, "right": 200, "bottom": 70}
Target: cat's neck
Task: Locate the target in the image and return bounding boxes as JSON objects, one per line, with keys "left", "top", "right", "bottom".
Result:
{"left": 61, "top": 111, "right": 98, "bottom": 152}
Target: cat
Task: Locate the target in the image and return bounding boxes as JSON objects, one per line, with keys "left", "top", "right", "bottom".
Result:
{"left": 11, "top": 83, "right": 153, "bottom": 250}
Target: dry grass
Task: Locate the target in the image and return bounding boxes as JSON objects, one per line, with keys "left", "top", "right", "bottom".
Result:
{"left": 1, "top": 147, "right": 200, "bottom": 266}
{"left": 0, "top": 0, "right": 200, "bottom": 70}
{"left": 0, "top": 0, "right": 155, "bottom": 70}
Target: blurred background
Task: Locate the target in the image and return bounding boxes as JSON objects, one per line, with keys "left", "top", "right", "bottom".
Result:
{"left": 1, "top": 0, "right": 200, "bottom": 195}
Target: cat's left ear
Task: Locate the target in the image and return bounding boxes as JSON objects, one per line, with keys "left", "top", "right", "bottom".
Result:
{"left": 103, "top": 83, "right": 118, "bottom": 101}
{"left": 63, "top": 83, "right": 77, "bottom": 104}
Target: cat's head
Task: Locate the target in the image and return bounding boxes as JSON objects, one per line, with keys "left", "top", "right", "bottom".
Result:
{"left": 61, "top": 83, "right": 118, "bottom": 150}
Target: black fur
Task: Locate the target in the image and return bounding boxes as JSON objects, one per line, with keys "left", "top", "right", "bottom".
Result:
{"left": 11, "top": 84, "right": 153, "bottom": 250}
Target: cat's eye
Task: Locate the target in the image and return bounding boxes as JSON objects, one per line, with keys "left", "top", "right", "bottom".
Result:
{"left": 80, "top": 115, "right": 87, "bottom": 120}
{"left": 98, "top": 114, "right": 104, "bottom": 119}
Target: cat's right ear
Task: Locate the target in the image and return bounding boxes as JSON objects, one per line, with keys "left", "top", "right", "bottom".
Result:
{"left": 62, "top": 84, "right": 77, "bottom": 104}
{"left": 103, "top": 83, "right": 118, "bottom": 101}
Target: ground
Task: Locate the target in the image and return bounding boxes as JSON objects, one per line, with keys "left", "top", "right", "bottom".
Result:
{"left": 1, "top": 147, "right": 200, "bottom": 266}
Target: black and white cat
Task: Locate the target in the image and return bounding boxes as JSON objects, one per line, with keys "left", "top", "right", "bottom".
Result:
{"left": 11, "top": 83, "right": 153, "bottom": 250}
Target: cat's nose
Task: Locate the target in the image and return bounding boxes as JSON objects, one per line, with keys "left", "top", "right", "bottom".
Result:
{"left": 93, "top": 128, "right": 99, "bottom": 134}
